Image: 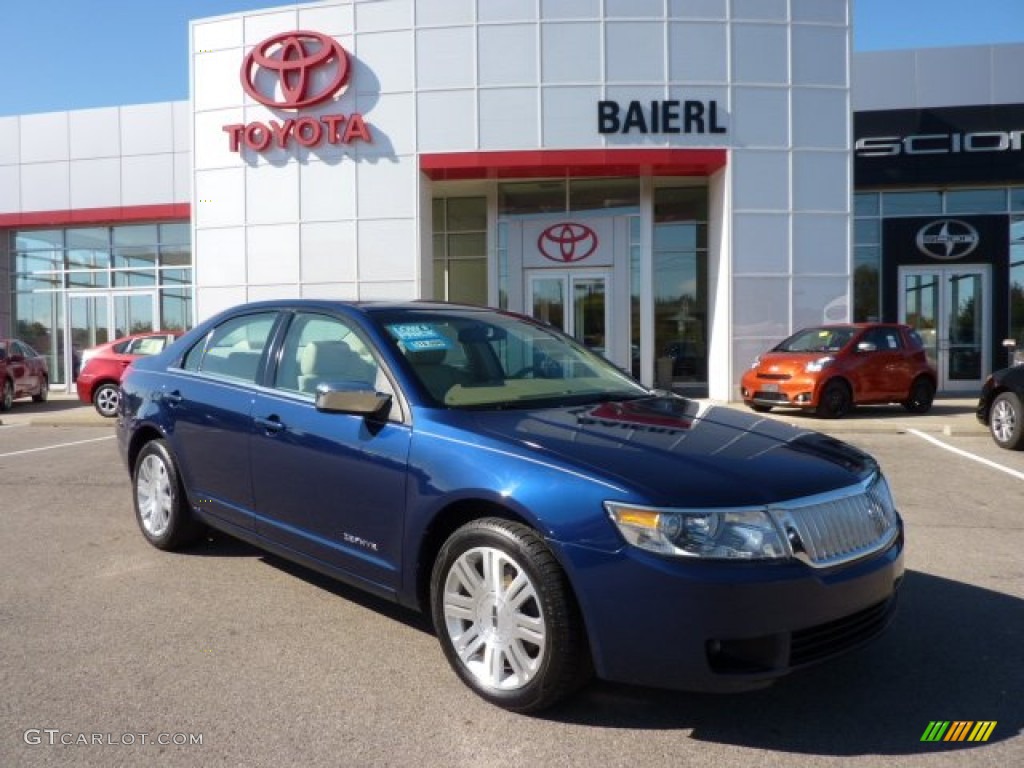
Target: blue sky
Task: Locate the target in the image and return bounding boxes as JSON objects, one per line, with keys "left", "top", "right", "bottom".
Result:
{"left": 2, "top": 0, "right": 1022, "bottom": 117}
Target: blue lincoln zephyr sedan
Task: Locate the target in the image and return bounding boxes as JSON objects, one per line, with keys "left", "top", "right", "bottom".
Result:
{"left": 117, "top": 300, "right": 904, "bottom": 712}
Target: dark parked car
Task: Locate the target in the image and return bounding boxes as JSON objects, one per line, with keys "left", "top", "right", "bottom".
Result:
{"left": 976, "top": 365, "right": 1024, "bottom": 450}
{"left": 77, "top": 332, "right": 182, "bottom": 417}
{"left": 118, "top": 301, "right": 904, "bottom": 712}
{"left": 740, "top": 323, "right": 937, "bottom": 418}
{"left": 0, "top": 338, "right": 49, "bottom": 411}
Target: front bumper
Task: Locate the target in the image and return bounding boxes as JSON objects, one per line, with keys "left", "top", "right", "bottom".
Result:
{"left": 740, "top": 372, "right": 820, "bottom": 409}
{"left": 559, "top": 531, "right": 904, "bottom": 692}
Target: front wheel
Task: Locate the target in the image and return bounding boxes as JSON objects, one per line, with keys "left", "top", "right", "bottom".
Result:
{"left": 93, "top": 383, "right": 120, "bottom": 418}
{"left": 132, "top": 440, "right": 204, "bottom": 550}
{"left": 989, "top": 392, "right": 1024, "bottom": 450}
{"left": 430, "top": 518, "right": 591, "bottom": 713}
{"left": 816, "top": 380, "right": 852, "bottom": 419}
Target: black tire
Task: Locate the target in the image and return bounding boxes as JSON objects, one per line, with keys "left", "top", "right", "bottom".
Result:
{"left": 989, "top": 392, "right": 1024, "bottom": 450}
{"left": 32, "top": 376, "right": 48, "bottom": 403}
{"left": 902, "top": 376, "right": 935, "bottom": 414}
{"left": 131, "top": 440, "right": 204, "bottom": 550}
{"left": 816, "top": 380, "right": 852, "bottom": 419}
{"left": 748, "top": 403, "right": 773, "bottom": 413}
{"left": 430, "top": 518, "right": 591, "bottom": 713}
{"left": 1, "top": 379, "right": 12, "bottom": 412}
{"left": 93, "top": 382, "right": 121, "bottom": 418}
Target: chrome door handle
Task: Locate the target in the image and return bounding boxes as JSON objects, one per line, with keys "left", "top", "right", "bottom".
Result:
{"left": 254, "top": 416, "right": 285, "bottom": 433}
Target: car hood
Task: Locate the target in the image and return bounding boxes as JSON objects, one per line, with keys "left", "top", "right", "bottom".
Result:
{"left": 450, "top": 396, "right": 876, "bottom": 507}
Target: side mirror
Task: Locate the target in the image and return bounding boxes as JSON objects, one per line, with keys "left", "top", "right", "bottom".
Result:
{"left": 315, "top": 383, "right": 392, "bottom": 417}
{"left": 856, "top": 342, "right": 877, "bottom": 353}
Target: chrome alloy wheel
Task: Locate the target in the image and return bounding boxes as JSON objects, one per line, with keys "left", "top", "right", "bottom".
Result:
{"left": 94, "top": 384, "right": 120, "bottom": 417}
{"left": 136, "top": 453, "right": 174, "bottom": 538}
{"left": 441, "top": 546, "right": 546, "bottom": 691}
{"left": 991, "top": 397, "right": 1018, "bottom": 444}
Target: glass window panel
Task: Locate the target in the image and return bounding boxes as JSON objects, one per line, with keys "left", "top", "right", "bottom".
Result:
{"left": 15, "top": 252, "right": 61, "bottom": 272}
{"left": 160, "top": 268, "right": 191, "bottom": 286}
{"left": 160, "top": 244, "right": 192, "bottom": 267}
{"left": 15, "top": 274, "right": 61, "bottom": 290}
{"left": 159, "top": 222, "right": 190, "bottom": 246}
{"left": 67, "top": 271, "right": 110, "bottom": 288}
{"left": 446, "top": 197, "right": 487, "bottom": 231}
{"left": 882, "top": 190, "right": 942, "bottom": 215}
{"left": 113, "top": 270, "right": 157, "bottom": 287}
{"left": 447, "top": 232, "right": 486, "bottom": 258}
{"left": 14, "top": 291, "right": 63, "bottom": 385}
{"left": 113, "top": 224, "right": 158, "bottom": 247}
{"left": 569, "top": 178, "right": 640, "bottom": 213}
{"left": 945, "top": 188, "right": 1007, "bottom": 214}
{"left": 854, "top": 218, "right": 880, "bottom": 244}
{"left": 498, "top": 181, "right": 566, "bottom": 215}
{"left": 433, "top": 260, "right": 446, "bottom": 300}
{"left": 432, "top": 199, "right": 445, "bottom": 231}
{"left": 114, "top": 246, "right": 157, "bottom": 269}
{"left": 67, "top": 247, "right": 109, "bottom": 269}
{"left": 1011, "top": 216, "right": 1024, "bottom": 243}
{"left": 1011, "top": 188, "right": 1024, "bottom": 212}
{"left": 853, "top": 262, "right": 880, "bottom": 322}
{"left": 653, "top": 249, "right": 707, "bottom": 384}
{"left": 854, "top": 245, "right": 880, "bottom": 268}
{"left": 1010, "top": 258, "right": 1024, "bottom": 351}
{"left": 654, "top": 187, "right": 708, "bottom": 222}
{"left": 854, "top": 192, "right": 880, "bottom": 217}
{"left": 447, "top": 259, "right": 488, "bottom": 306}
{"left": 66, "top": 227, "right": 109, "bottom": 250}
{"left": 654, "top": 223, "right": 702, "bottom": 251}
{"left": 14, "top": 230, "right": 62, "bottom": 250}
{"left": 160, "top": 289, "right": 192, "bottom": 332}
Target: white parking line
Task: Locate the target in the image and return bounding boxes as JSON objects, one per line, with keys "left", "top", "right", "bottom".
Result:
{"left": 0, "top": 435, "right": 116, "bottom": 459}
{"left": 907, "top": 428, "right": 1024, "bottom": 482}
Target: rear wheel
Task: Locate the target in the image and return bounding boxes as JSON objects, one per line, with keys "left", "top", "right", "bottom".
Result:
{"left": 902, "top": 376, "right": 935, "bottom": 414}
{"left": 1, "top": 379, "right": 12, "bottom": 411}
{"left": 430, "top": 518, "right": 591, "bottom": 713}
{"left": 132, "top": 440, "right": 204, "bottom": 550}
{"left": 989, "top": 392, "right": 1024, "bottom": 450}
{"left": 816, "top": 380, "right": 852, "bottom": 419}
{"left": 32, "top": 376, "right": 48, "bottom": 403}
{"left": 93, "top": 383, "right": 120, "bottom": 418}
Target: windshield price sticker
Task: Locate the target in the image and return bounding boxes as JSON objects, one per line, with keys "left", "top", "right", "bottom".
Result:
{"left": 389, "top": 324, "right": 452, "bottom": 351}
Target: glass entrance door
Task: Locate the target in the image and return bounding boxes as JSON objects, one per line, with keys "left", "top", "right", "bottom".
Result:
{"left": 899, "top": 266, "right": 989, "bottom": 392}
{"left": 527, "top": 271, "right": 612, "bottom": 362}
{"left": 67, "top": 291, "right": 157, "bottom": 386}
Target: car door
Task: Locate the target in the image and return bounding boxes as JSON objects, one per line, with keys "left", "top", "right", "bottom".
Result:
{"left": 10, "top": 341, "right": 38, "bottom": 395}
{"left": 249, "top": 310, "right": 412, "bottom": 592}
{"left": 161, "top": 310, "right": 280, "bottom": 533}
{"left": 857, "top": 327, "right": 909, "bottom": 400}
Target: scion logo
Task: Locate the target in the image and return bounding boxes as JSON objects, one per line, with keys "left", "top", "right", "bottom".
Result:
{"left": 241, "top": 30, "right": 349, "bottom": 109}
{"left": 537, "top": 223, "right": 598, "bottom": 264}
{"left": 915, "top": 219, "right": 980, "bottom": 261}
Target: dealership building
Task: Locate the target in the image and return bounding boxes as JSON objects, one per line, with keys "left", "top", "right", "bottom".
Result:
{"left": 2, "top": 0, "right": 1023, "bottom": 400}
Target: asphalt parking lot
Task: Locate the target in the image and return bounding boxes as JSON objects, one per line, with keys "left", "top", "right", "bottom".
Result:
{"left": 1, "top": 395, "right": 1021, "bottom": 767}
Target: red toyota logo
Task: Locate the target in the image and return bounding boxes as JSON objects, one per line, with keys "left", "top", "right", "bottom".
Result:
{"left": 537, "top": 222, "right": 599, "bottom": 263}
{"left": 241, "top": 31, "right": 350, "bottom": 109}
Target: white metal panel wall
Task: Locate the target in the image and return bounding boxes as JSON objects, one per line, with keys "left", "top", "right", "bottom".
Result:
{"left": 190, "top": 0, "right": 853, "bottom": 400}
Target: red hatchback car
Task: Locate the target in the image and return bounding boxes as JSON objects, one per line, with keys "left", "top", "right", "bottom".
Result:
{"left": 740, "top": 323, "right": 937, "bottom": 418}
{"left": 0, "top": 338, "right": 49, "bottom": 411}
{"left": 77, "top": 332, "right": 181, "bottom": 417}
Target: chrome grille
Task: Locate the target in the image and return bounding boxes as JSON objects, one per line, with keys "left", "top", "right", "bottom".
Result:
{"left": 770, "top": 476, "right": 900, "bottom": 568}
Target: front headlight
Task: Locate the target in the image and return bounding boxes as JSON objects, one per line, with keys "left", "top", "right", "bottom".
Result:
{"left": 805, "top": 355, "right": 835, "bottom": 372}
{"left": 604, "top": 501, "right": 789, "bottom": 560}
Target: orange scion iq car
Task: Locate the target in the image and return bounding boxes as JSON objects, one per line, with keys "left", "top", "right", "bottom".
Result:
{"left": 77, "top": 332, "right": 182, "bottom": 417}
{"left": 740, "top": 323, "right": 937, "bottom": 418}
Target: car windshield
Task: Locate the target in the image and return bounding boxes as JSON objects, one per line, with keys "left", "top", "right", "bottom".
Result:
{"left": 372, "top": 308, "right": 650, "bottom": 409}
{"left": 776, "top": 327, "right": 855, "bottom": 354}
